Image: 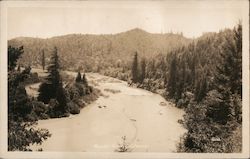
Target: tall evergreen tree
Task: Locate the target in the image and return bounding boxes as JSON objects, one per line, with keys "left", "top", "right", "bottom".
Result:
{"left": 140, "top": 58, "right": 146, "bottom": 83}
{"left": 176, "top": 60, "right": 187, "bottom": 100}
{"left": 208, "top": 23, "right": 242, "bottom": 124}
{"left": 42, "top": 49, "right": 45, "bottom": 70}
{"left": 191, "top": 55, "right": 196, "bottom": 89}
{"left": 75, "top": 71, "right": 82, "bottom": 83}
{"left": 167, "top": 53, "right": 177, "bottom": 98}
{"left": 8, "top": 46, "right": 23, "bottom": 71}
{"left": 8, "top": 46, "right": 32, "bottom": 121}
{"left": 131, "top": 52, "right": 139, "bottom": 83}
{"left": 82, "top": 73, "right": 88, "bottom": 86}
{"left": 55, "top": 79, "right": 68, "bottom": 113}
{"left": 195, "top": 75, "right": 208, "bottom": 102}
{"left": 38, "top": 47, "right": 61, "bottom": 104}
{"left": 227, "top": 23, "right": 242, "bottom": 97}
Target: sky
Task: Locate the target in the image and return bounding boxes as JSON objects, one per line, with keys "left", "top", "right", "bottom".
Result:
{"left": 7, "top": 0, "right": 246, "bottom": 39}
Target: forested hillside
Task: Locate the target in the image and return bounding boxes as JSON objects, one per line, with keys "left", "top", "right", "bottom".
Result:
{"left": 123, "top": 28, "right": 235, "bottom": 95}
{"left": 8, "top": 28, "right": 190, "bottom": 72}
{"left": 8, "top": 24, "right": 242, "bottom": 153}
{"left": 128, "top": 24, "right": 242, "bottom": 152}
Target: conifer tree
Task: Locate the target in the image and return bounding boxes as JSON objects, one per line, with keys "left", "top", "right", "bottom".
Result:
{"left": 208, "top": 23, "right": 242, "bottom": 124}
{"left": 42, "top": 49, "right": 45, "bottom": 70}
{"left": 82, "top": 73, "right": 88, "bottom": 86}
{"left": 191, "top": 55, "right": 196, "bottom": 89}
{"left": 38, "top": 47, "right": 61, "bottom": 104}
{"left": 140, "top": 58, "right": 146, "bottom": 83}
{"left": 55, "top": 79, "right": 68, "bottom": 113}
{"left": 176, "top": 60, "right": 186, "bottom": 100}
{"left": 131, "top": 52, "right": 139, "bottom": 83}
{"left": 8, "top": 46, "right": 32, "bottom": 120}
{"left": 8, "top": 46, "right": 23, "bottom": 71}
{"left": 167, "top": 53, "right": 177, "bottom": 98}
{"left": 75, "top": 71, "right": 82, "bottom": 83}
{"left": 195, "top": 75, "right": 207, "bottom": 102}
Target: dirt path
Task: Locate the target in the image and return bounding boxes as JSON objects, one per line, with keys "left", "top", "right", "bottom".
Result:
{"left": 30, "top": 72, "right": 186, "bottom": 152}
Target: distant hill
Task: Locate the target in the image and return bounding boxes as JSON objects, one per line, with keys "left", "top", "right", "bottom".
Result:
{"left": 8, "top": 28, "right": 191, "bottom": 71}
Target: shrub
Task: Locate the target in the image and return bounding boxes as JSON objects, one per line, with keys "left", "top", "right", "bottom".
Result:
{"left": 67, "top": 102, "right": 80, "bottom": 114}
{"left": 23, "top": 72, "right": 41, "bottom": 85}
{"left": 8, "top": 120, "right": 51, "bottom": 151}
{"left": 25, "top": 111, "right": 38, "bottom": 122}
{"left": 66, "top": 82, "right": 90, "bottom": 100}
{"left": 30, "top": 100, "right": 49, "bottom": 119}
{"left": 47, "top": 99, "right": 62, "bottom": 118}
{"left": 82, "top": 88, "right": 101, "bottom": 104}
{"left": 115, "top": 136, "right": 131, "bottom": 152}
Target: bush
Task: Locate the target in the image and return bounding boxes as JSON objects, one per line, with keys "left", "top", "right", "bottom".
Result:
{"left": 66, "top": 82, "right": 91, "bottom": 100}
{"left": 30, "top": 100, "right": 49, "bottom": 119}
{"left": 47, "top": 99, "right": 69, "bottom": 118}
{"left": 8, "top": 120, "right": 51, "bottom": 151}
{"left": 176, "top": 91, "right": 194, "bottom": 109}
{"left": 82, "top": 88, "right": 101, "bottom": 104}
{"left": 115, "top": 136, "right": 132, "bottom": 152}
{"left": 25, "top": 111, "right": 38, "bottom": 122}
{"left": 67, "top": 102, "right": 80, "bottom": 114}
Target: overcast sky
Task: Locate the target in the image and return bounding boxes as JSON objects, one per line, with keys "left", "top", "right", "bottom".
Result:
{"left": 7, "top": 1, "right": 245, "bottom": 39}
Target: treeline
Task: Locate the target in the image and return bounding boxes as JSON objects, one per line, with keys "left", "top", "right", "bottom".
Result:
{"left": 174, "top": 24, "right": 242, "bottom": 152}
{"left": 128, "top": 24, "right": 242, "bottom": 152}
{"left": 8, "top": 46, "right": 99, "bottom": 151}
{"left": 8, "top": 28, "right": 190, "bottom": 72}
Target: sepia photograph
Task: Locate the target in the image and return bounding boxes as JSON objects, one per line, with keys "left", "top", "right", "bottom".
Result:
{"left": 0, "top": 0, "right": 249, "bottom": 158}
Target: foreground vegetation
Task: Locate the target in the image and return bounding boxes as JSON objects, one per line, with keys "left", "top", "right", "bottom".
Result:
{"left": 8, "top": 46, "right": 99, "bottom": 151}
{"left": 8, "top": 46, "right": 50, "bottom": 151}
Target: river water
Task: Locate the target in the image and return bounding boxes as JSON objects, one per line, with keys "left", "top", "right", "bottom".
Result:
{"left": 30, "top": 72, "right": 186, "bottom": 152}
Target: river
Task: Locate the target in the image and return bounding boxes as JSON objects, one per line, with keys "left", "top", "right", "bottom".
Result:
{"left": 29, "top": 72, "right": 186, "bottom": 152}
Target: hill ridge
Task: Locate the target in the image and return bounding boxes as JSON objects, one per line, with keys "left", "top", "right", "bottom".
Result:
{"left": 10, "top": 27, "right": 188, "bottom": 41}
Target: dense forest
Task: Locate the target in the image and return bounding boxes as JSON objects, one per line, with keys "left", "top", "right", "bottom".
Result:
{"left": 8, "top": 23, "right": 242, "bottom": 152}
{"left": 128, "top": 24, "right": 242, "bottom": 152}
{"left": 8, "top": 28, "right": 190, "bottom": 73}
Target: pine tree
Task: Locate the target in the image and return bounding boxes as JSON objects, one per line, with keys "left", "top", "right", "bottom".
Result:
{"left": 38, "top": 47, "right": 61, "bottom": 104}
{"left": 82, "top": 73, "right": 88, "bottom": 86}
{"left": 228, "top": 23, "right": 242, "bottom": 97}
{"left": 176, "top": 60, "right": 186, "bottom": 100}
{"left": 167, "top": 53, "right": 177, "bottom": 98}
{"left": 131, "top": 52, "right": 139, "bottom": 83}
{"left": 55, "top": 79, "right": 68, "bottom": 113}
{"left": 208, "top": 23, "right": 242, "bottom": 124}
{"left": 75, "top": 71, "right": 82, "bottom": 83}
{"left": 140, "top": 58, "right": 146, "bottom": 83}
{"left": 191, "top": 55, "right": 196, "bottom": 89}
{"left": 42, "top": 49, "right": 45, "bottom": 70}
{"left": 195, "top": 75, "right": 207, "bottom": 102}
{"left": 8, "top": 46, "right": 23, "bottom": 71}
